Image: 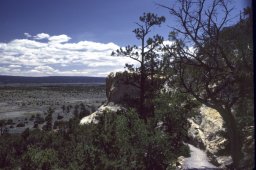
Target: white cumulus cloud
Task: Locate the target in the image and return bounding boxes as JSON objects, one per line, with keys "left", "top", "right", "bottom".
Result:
{"left": 34, "top": 33, "right": 50, "bottom": 40}
{"left": 49, "top": 34, "right": 71, "bottom": 43}
{"left": 8, "top": 64, "right": 22, "bottom": 68}
{"left": 24, "top": 32, "right": 32, "bottom": 38}
{"left": 0, "top": 33, "right": 137, "bottom": 77}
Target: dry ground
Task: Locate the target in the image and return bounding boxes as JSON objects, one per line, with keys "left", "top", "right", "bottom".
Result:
{"left": 0, "top": 83, "right": 106, "bottom": 133}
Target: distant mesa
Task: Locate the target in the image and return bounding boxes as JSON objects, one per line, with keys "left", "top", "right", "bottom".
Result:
{"left": 0, "top": 75, "right": 106, "bottom": 84}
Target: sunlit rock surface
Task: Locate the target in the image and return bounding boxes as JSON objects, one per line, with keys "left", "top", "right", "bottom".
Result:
{"left": 188, "top": 106, "right": 232, "bottom": 168}
{"left": 85, "top": 72, "right": 254, "bottom": 169}
{"left": 188, "top": 105, "right": 254, "bottom": 169}
{"left": 80, "top": 102, "right": 123, "bottom": 124}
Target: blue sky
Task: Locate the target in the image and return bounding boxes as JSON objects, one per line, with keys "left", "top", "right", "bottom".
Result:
{"left": 0, "top": 0, "right": 250, "bottom": 77}
{"left": 0, "top": 0, "right": 171, "bottom": 45}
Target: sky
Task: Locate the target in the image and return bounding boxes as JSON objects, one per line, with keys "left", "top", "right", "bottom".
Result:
{"left": 0, "top": 0, "right": 250, "bottom": 77}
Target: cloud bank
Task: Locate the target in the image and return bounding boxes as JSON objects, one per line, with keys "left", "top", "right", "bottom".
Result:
{"left": 0, "top": 33, "right": 137, "bottom": 77}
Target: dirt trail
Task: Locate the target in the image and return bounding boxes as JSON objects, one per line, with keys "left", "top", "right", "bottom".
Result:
{"left": 183, "top": 144, "right": 218, "bottom": 169}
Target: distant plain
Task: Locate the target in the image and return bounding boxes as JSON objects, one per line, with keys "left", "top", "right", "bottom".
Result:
{"left": 0, "top": 83, "right": 106, "bottom": 133}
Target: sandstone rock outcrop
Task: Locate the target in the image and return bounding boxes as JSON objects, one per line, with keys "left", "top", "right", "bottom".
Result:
{"left": 106, "top": 72, "right": 140, "bottom": 104}
{"left": 80, "top": 102, "right": 123, "bottom": 125}
{"left": 84, "top": 71, "right": 254, "bottom": 169}
{"left": 80, "top": 72, "right": 138, "bottom": 125}
{"left": 188, "top": 105, "right": 232, "bottom": 168}
{"left": 188, "top": 105, "right": 254, "bottom": 169}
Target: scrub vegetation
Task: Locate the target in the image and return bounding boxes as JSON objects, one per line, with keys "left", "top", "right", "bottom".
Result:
{"left": 0, "top": 0, "right": 253, "bottom": 169}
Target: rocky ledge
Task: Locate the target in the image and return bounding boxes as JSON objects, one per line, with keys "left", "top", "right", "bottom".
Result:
{"left": 80, "top": 102, "right": 123, "bottom": 124}
{"left": 187, "top": 106, "right": 233, "bottom": 168}
{"left": 187, "top": 105, "right": 254, "bottom": 169}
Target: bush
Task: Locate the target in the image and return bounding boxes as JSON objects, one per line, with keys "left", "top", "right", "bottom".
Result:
{"left": 34, "top": 114, "right": 45, "bottom": 124}
{"left": 33, "top": 123, "right": 38, "bottom": 129}
{"left": 16, "top": 123, "right": 25, "bottom": 127}
{"left": 79, "top": 108, "right": 90, "bottom": 119}
{"left": 57, "top": 114, "right": 63, "bottom": 120}
{"left": 88, "top": 109, "right": 176, "bottom": 169}
{"left": 21, "top": 128, "right": 30, "bottom": 140}
{"left": 29, "top": 115, "right": 35, "bottom": 121}
{"left": 6, "top": 119, "right": 13, "bottom": 125}
{"left": 53, "top": 120, "right": 65, "bottom": 129}
{"left": 0, "top": 102, "right": 193, "bottom": 169}
{"left": 21, "top": 147, "right": 58, "bottom": 170}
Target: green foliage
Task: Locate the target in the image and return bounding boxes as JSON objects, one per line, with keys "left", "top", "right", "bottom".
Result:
{"left": 16, "top": 122, "right": 25, "bottom": 127}
{"left": 89, "top": 109, "right": 178, "bottom": 169}
{"left": 6, "top": 119, "right": 13, "bottom": 125}
{"left": 34, "top": 114, "right": 45, "bottom": 124}
{"left": 21, "top": 128, "right": 30, "bottom": 140}
{"left": 0, "top": 119, "right": 8, "bottom": 135}
{"left": 6, "top": 5, "right": 254, "bottom": 169}
{"left": 21, "top": 146, "right": 58, "bottom": 170}
{"left": 79, "top": 103, "right": 91, "bottom": 118}
{"left": 0, "top": 105, "right": 192, "bottom": 169}
{"left": 154, "top": 91, "right": 199, "bottom": 156}
{"left": 0, "top": 135, "right": 13, "bottom": 168}
{"left": 42, "top": 107, "right": 54, "bottom": 131}
{"left": 163, "top": 0, "right": 253, "bottom": 167}
{"left": 112, "top": 13, "right": 166, "bottom": 119}
{"left": 57, "top": 114, "right": 64, "bottom": 120}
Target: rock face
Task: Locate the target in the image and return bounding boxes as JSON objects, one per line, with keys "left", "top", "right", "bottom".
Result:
{"left": 188, "top": 106, "right": 255, "bottom": 169}
{"left": 85, "top": 72, "right": 254, "bottom": 169}
{"left": 188, "top": 106, "right": 232, "bottom": 168}
{"left": 80, "top": 102, "right": 123, "bottom": 125}
{"left": 106, "top": 72, "right": 140, "bottom": 104}
{"left": 81, "top": 72, "right": 138, "bottom": 125}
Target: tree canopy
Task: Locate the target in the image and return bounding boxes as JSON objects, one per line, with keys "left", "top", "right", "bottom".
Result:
{"left": 160, "top": 0, "right": 253, "bottom": 168}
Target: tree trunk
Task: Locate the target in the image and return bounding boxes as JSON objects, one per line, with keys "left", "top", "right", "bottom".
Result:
{"left": 140, "top": 69, "right": 146, "bottom": 120}
{"left": 140, "top": 36, "right": 146, "bottom": 121}
{"left": 217, "top": 107, "right": 242, "bottom": 169}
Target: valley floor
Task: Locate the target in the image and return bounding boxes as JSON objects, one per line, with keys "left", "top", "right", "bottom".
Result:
{"left": 0, "top": 83, "right": 106, "bottom": 133}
